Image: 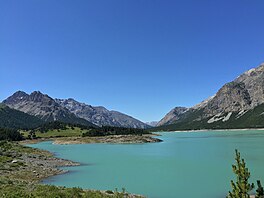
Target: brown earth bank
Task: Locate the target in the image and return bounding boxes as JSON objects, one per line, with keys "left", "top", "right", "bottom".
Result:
{"left": 22, "top": 134, "right": 162, "bottom": 145}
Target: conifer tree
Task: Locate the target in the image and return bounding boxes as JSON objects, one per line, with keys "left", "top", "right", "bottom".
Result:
{"left": 256, "top": 180, "right": 264, "bottom": 198}
{"left": 227, "top": 149, "right": 254, "bottom": 198}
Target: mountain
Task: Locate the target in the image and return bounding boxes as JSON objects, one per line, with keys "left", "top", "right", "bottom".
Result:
{"left": 157, "top": 107, "right": 188, "bottom": 126}
{"left": 3, "top": 91, "right": 95, "bottom": 127}
{"left": 55, "top": 98, "right": 150, "bottom": 129}
{"left": 145, "top": 121, "right": 158, "bottom": 127}
{"left": 156, "top": 63, "right": 264, "bottom": 130}
{"left": 0, "top": 103, "right": 43, "bottom": 129}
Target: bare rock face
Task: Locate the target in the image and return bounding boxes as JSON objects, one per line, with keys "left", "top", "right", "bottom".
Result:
{"left": 157, "top": 107, "right": 188, "bottom": 126}
{"left": 234, "top": 63, "right": 264, "bottom": 107}
{"left": 3, "top": 91, "right": 94, "bottom": 126}
{"left": 4, "top": 91, "right": 58, "bottom": 120}
{"left": 203, "top": 63, "right": 264, "bottom": 116}
{"left": 157, "top": 63, "right": 264, "bottom": 128}
{"left": 204, "top": 81, "right": 252, "bottom": 115}
{"left": 55, "top": 98, "right": 150, "bottom": 129}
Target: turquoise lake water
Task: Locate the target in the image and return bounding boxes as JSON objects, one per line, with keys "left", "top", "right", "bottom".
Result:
{"left": 29, "top": 130, "right": 264, "bottom": 198}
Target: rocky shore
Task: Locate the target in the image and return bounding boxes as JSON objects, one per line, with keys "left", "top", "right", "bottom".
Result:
{"left": 0, "top": 141, "right": 79, "bottom": 183}
{"left": 0, "top": 141, "right": 144, "bottom": 197}
{"left": 53, "top": 134, "right": 162, "bottom": 145}
{"left": 22, "top": 134, "right": 162, "bottom": 145}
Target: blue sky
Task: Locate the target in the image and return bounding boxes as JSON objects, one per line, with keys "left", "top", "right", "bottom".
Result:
{"left": 1, "top": 0, "right": 264, "bottom": 122}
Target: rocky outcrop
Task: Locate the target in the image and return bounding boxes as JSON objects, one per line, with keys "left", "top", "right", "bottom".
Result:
{"left": 157, "top": 63, "right": 264, "bottom": 130}
{"left": 157, "top": 107, "right": 188, "bottom": 126}
{"left": 234, "top": 63, "right": 264, "bottom": 107}
{"left": 55, "top": 98, "right": 150, "bottom": 129}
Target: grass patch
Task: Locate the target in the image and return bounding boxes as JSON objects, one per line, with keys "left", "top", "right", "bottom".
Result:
{"left": 0, "top": 182, "right": 140, "bottom": 198}
{"left": 22, "top": 127, "right": 85, "bottom": 138}
{"left": 0, "top": 155, "right": 12, "bottom": 164}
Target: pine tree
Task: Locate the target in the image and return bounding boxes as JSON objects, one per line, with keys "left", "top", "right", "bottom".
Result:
{"left": 227, "top": 149, "right": 254, "bottom": 198}
{"left": 256, "top": 180, "right": 264, "bottom": 198}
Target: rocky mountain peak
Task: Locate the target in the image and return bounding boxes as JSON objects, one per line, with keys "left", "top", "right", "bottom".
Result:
{"left": 157, "top": 107, "right": 188, "bottom": 126}
{"left": 55, "top": 98, "right": 92, "bottom": 110}
{"left": 14, "top": 90, "right": 28, "bottom": 97}
{"left": 28, "top": 91, "right": 53, "bottom": 103}
{"left": 2, "top": 91, "right": 94, "bottom": 126}
{"left": 67, "top": 98, "right": 76, "bottom": 102}
{"left": 3, "top": 91, "right": 29, "bottom": 104}
{"left": 234, "top": 63, "right": 264, "bottom": 82}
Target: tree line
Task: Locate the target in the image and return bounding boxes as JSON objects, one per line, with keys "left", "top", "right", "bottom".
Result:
{"left": 0, "top": 128, "right": 23, "bottom": 141}
{"left": 29, "top": 121, "right": 149, "bottom": 137}
{"left": 82, "top": 126, "right": 149, "bottom": 137}
{"left": 33, "top": 121, "right": 95, "bottom": 133}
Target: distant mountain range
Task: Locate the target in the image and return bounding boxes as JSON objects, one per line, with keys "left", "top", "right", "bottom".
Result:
{"left": 2, "top": 62, "right": 264, "bottom": 131}
{"left": 145, "top": 121, "right": 158, "bottom": 127}
{"left": 2, "top": 91, "right": 149, "bottom": 129}
{"left": 155, "top": 63, "right": 264, "bottom": 131}
{"left": 3, "top": 91, "right": 95, "bottom": 127}
{"left": 55, "top": 98, "right": 149, "bottom": 129}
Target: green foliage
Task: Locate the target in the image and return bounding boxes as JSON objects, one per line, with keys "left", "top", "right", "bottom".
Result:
{"left": 0, "top": 183, "right": 140, "bottom": 198}
{"left": 256, "top": 180, "right": 264, "bottom": 198}
{"left": 0, "top": 128, "right": 23, "bottom": 141}
{"left": 0, "top": 155, "right": 12, "bottom": 164}
{"left": 36, "top": 121, "right": 94, "bottom": 133}
{"left": 82, "top": 126, "right": 149, "bottom": 137}
{"left": 22, "top": 121, "right": 149, "bottom": 139}
{"left": 22, "top": 122, "right": 93, "bottom": 139}
{"left": 38, "top": 121, "right": 68, "bottom": 132}
{"left": 227, "top": 150, "right": 254, "bottom": 198}
{"left": 27, "top": 130, "right": 37, "bottom": 139}
{"left": 35, "top": 122, "right": 150, "bottom": 137}
{"left": 0, "top": 104, "right": 43, "bottom": 130}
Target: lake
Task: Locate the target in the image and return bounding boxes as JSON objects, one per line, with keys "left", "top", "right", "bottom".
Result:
{"left": 29, "top": 130, "right": 264, "bottom": 198}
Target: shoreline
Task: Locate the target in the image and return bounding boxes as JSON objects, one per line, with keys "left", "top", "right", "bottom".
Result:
{"left": 0, "top": 141, "right": 144, "bottom": 197}
{"left": 4, "top": 142, "right": 80, "bottom": 183}
{"left": 153, "top": 128, "right": 264, "bottom": 133}
{"left": 29, "top": 143, "right": 145, "bottom": 197}
{"left": 21, "top": 134, "right": 163, "bottom": 145}
{"left": 16, "top": 134, "right": 161, "bottom": 196}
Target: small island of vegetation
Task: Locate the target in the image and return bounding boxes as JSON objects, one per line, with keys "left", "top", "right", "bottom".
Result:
{"left": 19, "top": 121, "right": 161, "bottom": 144}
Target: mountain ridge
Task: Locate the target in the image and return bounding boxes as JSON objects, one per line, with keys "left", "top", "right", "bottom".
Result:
{"left": 55, "top": 98, "right": 149, "bottom": 129}
{"left": 3, "top": 91, "right": 95, "bottom": 127}
{"left": 3, "top": 91, "right": 149, "bottom": 129}
{"left": 156, "top": 63, "right": 264, "bottom": 130}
